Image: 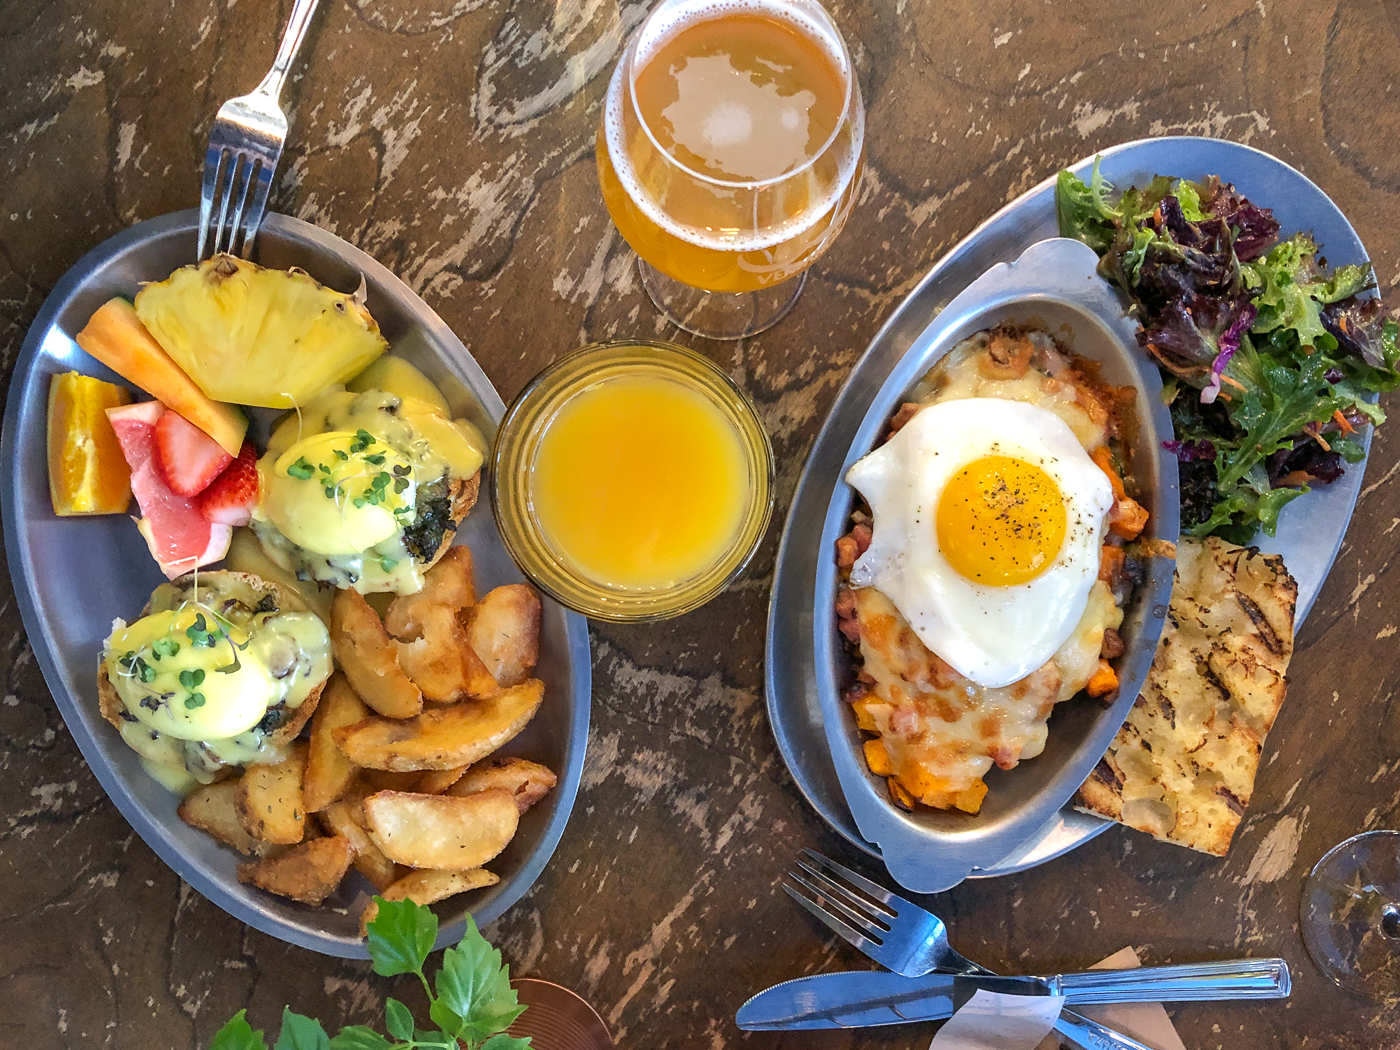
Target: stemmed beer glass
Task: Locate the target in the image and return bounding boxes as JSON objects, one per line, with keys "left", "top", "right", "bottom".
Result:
{"left": 597, "top": 0, "right": 864, "bottom": 340}
{"left": 1301, "top": 830, "right": 1400, "bottom": 1002}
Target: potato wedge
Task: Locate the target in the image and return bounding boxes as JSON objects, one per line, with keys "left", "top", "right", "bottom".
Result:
{"left": 467, "top": 584, "right": 541, "bottom": 688}
{"left": 362, "top": 768, "right": 427, "bottom": 794}
{"left": 414, "top": 765, "right": 469, "bottom": 795}
{"left": 447, "top": 757, "right": 557, "bottom": 814}
{"left": 363, "top": 788, "right": 519, "bottom": 870}
{"left": 334, "top": 679, "right": 545, "bottom": 771}
{"left": 236, "top": 743, "right": 308, "bottom": 845}
{"left": 319, "top": 797, "right": 401, "bottom": 892}
{"left": 304, "top": 674, "right": 370, "bottom": 813}
{"left": 179, "top": 780, "right": 259, "bottom": 855}
{"left": 237, "top": 835, "right": 354, "bottom": 905}
{"left": 385, "top": 545, "right": 476, "bottom": 638}
{"left": 395, "top": 603, "right": 498, "bottom": 702}
{"left": 360, "top": 867, "right": 499, "bottom": 935}
{"left": 332, "top": 589, "right": 423, "bottom": 719}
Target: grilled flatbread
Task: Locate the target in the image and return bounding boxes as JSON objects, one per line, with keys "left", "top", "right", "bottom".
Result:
{"left": 1074, "top": 537, "right": 1297, "bottom": 856}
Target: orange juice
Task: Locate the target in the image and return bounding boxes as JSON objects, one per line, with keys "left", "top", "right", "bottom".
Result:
{"left": 530, "top": 374, "right": 748, "bottom": 589}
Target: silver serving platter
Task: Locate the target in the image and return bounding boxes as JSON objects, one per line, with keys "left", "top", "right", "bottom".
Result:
{"left": 813, "top": 238, "right": 1179, "bottom": 892}
{"left": 767, "top": 137, "right": 1374, "bottom": 881}
{"left": 1, "top": 211, "right": 592, "bottom": 958}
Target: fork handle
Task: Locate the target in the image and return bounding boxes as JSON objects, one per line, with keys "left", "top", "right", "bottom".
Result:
{"left": 255, "top": 0, "right": 321, "bottom": 102}
{"left": 1053, "top": 958, "right": 1291, "bottom": 1003}
{"left": 1053, "top": 1010, "right": 1161, "bottom": 1050}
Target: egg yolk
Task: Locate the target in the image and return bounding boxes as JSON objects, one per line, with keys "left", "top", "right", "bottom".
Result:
{"left": 936, "top": 455, "right": 1067, "bottom": 586}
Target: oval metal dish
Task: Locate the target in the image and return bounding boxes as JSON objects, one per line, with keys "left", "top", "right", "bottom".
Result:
{"left": 1, "top": 211, "right": 592, "bottom": 958}
{"left": 768, "top": 136, "right": 1375, "bottom": 880}
{"left": 813, "top": 238, "right": 1178, "bottom": 892}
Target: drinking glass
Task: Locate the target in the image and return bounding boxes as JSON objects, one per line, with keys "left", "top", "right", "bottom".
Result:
{"left": 596, "top": 0, "right": 865, "bottom": 340}
{"left": 1300, "top": 830, "right": 1400, "bottom": 1002}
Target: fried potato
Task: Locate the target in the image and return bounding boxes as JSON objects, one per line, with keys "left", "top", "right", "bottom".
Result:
{"left": 446, "top": 757, "right": 557, "bottom": 814}
{"left": 362, "top": 768, "right": 426, "bottom": 793}
{"left": 332, "top": 589, "right": 424, "bottom": 719}
{"left": 415, "top": 765, "right": 468, "bottom": 795}
{"left": 395, "top": 604, "right": 498, "bottom": 702}
{"left": 385, "top": 545, "right": 476, "bottom": 638}
{"left": 236, "top": 743, "right": 308, "bottom": 845}
{"left": 359, "top": 867, "right": 499, "bottom": 935}
{"left": 319, "top": 797, "right": 402, "bottom": 892}
{"left": 334, "top": 679, "right": 545, "bottom": 771}
{"left": 304, "top": 674, "right": 370, "bottom": 813}
{"left": 363, "top": 788, "right": 519, "bottom": 870}
{"left": 467, "top": 584, "right": 541, "bottom": 688}
{"left": 237, "top": 835, "right": 354, "bottom": 905}
{"left": 179, "top": 780, "right": 259, "bottom": 855}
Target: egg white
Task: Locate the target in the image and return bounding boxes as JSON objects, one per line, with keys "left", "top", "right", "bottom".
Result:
{"left": 846, "top": 397, "right": 1116, "bottom": 689}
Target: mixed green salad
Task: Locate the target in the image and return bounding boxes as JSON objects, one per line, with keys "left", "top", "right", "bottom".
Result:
{"left": 1057, "top": 161, "right": 1400, "bottom": 543}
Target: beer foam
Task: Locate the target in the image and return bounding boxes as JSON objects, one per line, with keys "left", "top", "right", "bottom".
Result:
{"left": 603, "top": 0, "right": 862, "bottom": 255}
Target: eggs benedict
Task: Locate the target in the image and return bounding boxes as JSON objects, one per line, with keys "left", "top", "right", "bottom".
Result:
{"left": 98, "top": 571, "right": 333, "bottom": 793}
{"left": 249, "top": 382, "right": 486, "bottom": 596}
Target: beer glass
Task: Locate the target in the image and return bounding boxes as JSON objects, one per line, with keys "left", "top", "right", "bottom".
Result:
{"left": 597, "top": 0, "right": 864, "bottom": 339}
{"left": 1301, "top": 830, "right": 1400, "bottom": 1002}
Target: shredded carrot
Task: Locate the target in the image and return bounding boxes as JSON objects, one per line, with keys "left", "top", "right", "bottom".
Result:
{"left": 1090, "top": 446, "right": 1127, "bottom": 500}
{"left": 1333, "top": 409, "right": 1356, "bottom": 436}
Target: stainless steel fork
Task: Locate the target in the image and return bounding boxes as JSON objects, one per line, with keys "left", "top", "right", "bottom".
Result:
{"left": 197, "top": 0, "right": 321, "bottom": 260}
{"left": 786, "top": 849, "right": 1162, "bottom": 1050}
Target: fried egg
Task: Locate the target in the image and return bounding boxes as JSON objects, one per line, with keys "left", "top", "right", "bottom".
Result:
{"left": 846, "top": 397, "right": 1115, "bottom": 688}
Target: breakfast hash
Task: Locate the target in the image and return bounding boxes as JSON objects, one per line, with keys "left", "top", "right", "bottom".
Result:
{"left": 835, "top": 324, "right": 1154, "bottom": 814}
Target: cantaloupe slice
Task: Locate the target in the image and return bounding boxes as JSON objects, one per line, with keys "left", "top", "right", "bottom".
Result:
{"left": 75, "top": 298, "right": 247, "bottom": 456}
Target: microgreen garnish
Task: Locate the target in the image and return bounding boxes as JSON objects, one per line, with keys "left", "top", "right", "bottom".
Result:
{"left": 319, "top": 463, "right": 333, "bottom": 476}
{"left": 186, "top": 614, "right": 216, "bottom": 647}
{"left": 184, "top": 692, "right": 206, "bottom": 710}
{"left": 205, "top": 901, "right": 529, "bottom": 1050}
{"left": 134, "top": 656, "right": 156, "bottom": 684}
{"left": 334, "top": 448, "right": 350, "bottom": 461}
{"left": 287, "top": 458, "right": 316, "bottom": 480}
{"left": 365, "top": 452, "right": 386, "bottom": 466}
{"left": 350, "top": 429, "right": 377, "bottom": 454}
{"left": 152, "top": 637, "right": 180, "bottom": 660}
{"left": 379, "top": 557, "right": 398, "bottom": 573}
{"left": 179, "top": 668, "right": 206, "bottom": 690}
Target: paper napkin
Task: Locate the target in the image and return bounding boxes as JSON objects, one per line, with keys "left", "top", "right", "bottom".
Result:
{"left": 928, "top": 988, "right": 1066, "bottom": 1050}
{"left": 1033, "top": 947, "right": 1188, "bottom": 1050}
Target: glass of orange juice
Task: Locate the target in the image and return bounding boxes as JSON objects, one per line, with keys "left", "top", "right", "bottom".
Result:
{"left": 597, "top": 0, "right": 865, "bottom": 340}
{"left": 491, "top": 341, "right": 774, "bottom": 620}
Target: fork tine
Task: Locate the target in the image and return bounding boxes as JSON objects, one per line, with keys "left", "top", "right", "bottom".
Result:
{"left": 226, "top": 156, "right": 257, "bottom": 258}
{"left": 802, "top": 849, "right": 912, "bottom": 911}
{"left": 213, "top": 153, "right": 244, "bottom": 256}
{"left": 782, "top": 882, "right": 884, "bottom": 954}
{"left": 238, "top": 160, "right": 274, "bottom": 259}
{"left": 198, "top": 146, "right": 227, "bottom": 261}
{"left": 788, "top": 866, "right": 890, "bottom": 937}
{"left": 794, "top": 855, "right": 897, "bottom": 922}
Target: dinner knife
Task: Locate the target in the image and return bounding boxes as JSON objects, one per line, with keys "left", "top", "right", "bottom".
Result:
{"left": 735, "top": 958, "right": 1291, "bottom": 1031}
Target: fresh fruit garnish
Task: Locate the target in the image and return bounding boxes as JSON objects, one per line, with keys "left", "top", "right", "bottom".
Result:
{"left": 133, "top": 254, "right": 388, "bottom": 410}
{"left": 154, "top": 409, "right": 233, "bottom": 496}
{"left": 75, "top": 298, "right": 248, "bottom": 455}
{"left": 197, "top": 441, "right": 259, "bottom": 526}
{"left": 47, "top": 371, "right": 133, "bottom": 516}
{"left": 107, "top": 401, "right": 232, "bottom": 578}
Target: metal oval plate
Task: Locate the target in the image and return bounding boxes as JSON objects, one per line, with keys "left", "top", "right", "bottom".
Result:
{"left": 813, "top": 238, "right": 1178, "bottom": 892}
{"left": 767, "top": 136, "right": 1374, "bottom": 879}
{"left": 1, "top": 211, "right": 592, "bottom": 958}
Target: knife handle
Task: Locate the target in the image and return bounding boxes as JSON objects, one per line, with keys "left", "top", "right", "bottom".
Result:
{"left": 1054, "top": 958, "right": 1291, "bottom": 1003}
{"left": 1054, "top": 1010, "right": 1160, "bottom": 1050}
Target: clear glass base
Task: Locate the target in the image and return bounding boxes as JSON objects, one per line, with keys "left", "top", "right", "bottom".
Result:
{"left": 637, "top": 257, "right": 805, "bottom": 340}
{"left": 1300, "top": 830, "right": 1400, "bottom": 1002}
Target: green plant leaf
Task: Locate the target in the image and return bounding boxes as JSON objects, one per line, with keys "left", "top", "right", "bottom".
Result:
{"left": 433, "top": 916, "right": 525, "bottom": 1042}
{"left": 366, "top": 897, "right": 437, "bottom": 978}
{"left": 326, "top": 1027, "right": 392, "bottom": 1050}
{"left": 383, "top": 999, "right": 414, "bottom": 1043}
{"left": 480, "top": 1035, "right": 533, "bottom": 1050}
{"left": 209, "top": 1010, "right": 269, "bottom": 1050}
{"left": 275, "top": 1009, "right": 330, "bottom": 1050}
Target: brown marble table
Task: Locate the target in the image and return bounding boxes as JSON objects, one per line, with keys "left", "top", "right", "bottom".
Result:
{"left": 4, "top": 0, "right": 1399, "bottom": 1046}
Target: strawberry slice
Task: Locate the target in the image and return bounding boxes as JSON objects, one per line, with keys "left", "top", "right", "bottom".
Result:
{"left": 154, "top": 409, "right": 232, "bottom": 496}
{"left": 197, "top": 442, "right": 260, "bottom": 527}
{"left": 106, "top": 400, "right": 233, "bottom": 579}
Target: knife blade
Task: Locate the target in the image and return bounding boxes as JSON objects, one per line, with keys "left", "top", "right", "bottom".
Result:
{"left": 735, "top": 971, "right": 1056, "bottom": 1031}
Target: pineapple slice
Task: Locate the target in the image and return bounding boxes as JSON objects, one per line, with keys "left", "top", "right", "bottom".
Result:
{"left": 134, "top": 255, "right": 388, "bottom": 409}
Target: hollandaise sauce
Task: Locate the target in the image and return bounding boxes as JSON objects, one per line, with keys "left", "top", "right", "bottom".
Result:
{"left": 530, "top": 374, "right": 749, "bottom": 589}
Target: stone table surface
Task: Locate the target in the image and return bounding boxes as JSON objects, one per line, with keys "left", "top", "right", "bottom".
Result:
{"left": 3, "top": 0, "right": 1400, "bottom": 1047}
